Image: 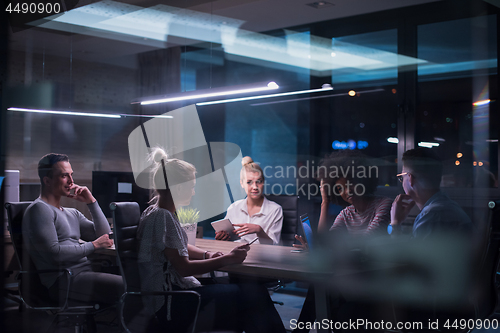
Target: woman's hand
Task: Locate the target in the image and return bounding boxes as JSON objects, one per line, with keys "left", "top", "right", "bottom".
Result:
{"left": 292, "top": 234, "right": 308, "bottom": 251}
{"left": 215, "top": 230, "right": 231, "bottom": 241}
{"left": 225, "top": 243, "right": 249, "bottom": 265}
{"left": 320, "top": 179, "right": 328, "bottom": 204}
{"left": 207, "top": 251, "right": 224, "bottom": 259}
{"left": 233, "top": 223, "right": 263, "bottom": 237}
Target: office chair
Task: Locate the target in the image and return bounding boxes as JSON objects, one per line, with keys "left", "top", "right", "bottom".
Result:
{"left": 264, "top": 195, "right": 300, "bottom": 301}
{"left": 266, "top": 195, "right": 299, "bottom": 246}
{"left": 5, "top": 201, "right": 102, "bottom": 333}
{"left": 471, "top": 200, "right": 500, "bottom": 323}
{"left": 110, "top": 202, "right": 201, "bottom": 333}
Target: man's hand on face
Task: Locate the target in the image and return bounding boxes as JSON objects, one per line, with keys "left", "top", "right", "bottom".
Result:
{"left": 390, "top": 194, "right": 416, "bottom": 225}
{"left": 68, "top": 184, "right": 96, "bottom": 205}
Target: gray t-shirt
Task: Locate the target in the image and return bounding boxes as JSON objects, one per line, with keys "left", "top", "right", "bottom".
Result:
{"left": 23, "top": 197, "right": 111, "bottom": 288}
{"left": 137, "top": 205, "right": 201, "bottom": 313}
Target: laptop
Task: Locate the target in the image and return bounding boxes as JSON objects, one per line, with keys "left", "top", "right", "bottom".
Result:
{"left": 295, "top": 213, "right": 313, "bottom": 250}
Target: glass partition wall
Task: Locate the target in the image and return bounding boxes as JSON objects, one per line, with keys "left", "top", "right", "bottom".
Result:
{"left": 2, "top": 1, "right": 498, "bottom": 226}
{"left": 2, "top": 1, "right": 498, "bottom": 216}
{"left": 1, "top": 0, "right": 499, "bottom": 318}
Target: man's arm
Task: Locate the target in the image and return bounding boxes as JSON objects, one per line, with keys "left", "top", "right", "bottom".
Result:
{"left": 78, "top": 201, "right": 111, "bottom": 240}
{"left": 24, "top": 202, "right": 95, "bottom": 262}
{"left": 70, "top": 183, "right": 111, "bottom": 242}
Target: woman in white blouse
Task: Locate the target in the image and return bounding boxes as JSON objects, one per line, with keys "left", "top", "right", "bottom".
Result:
{"left": 137, "top": 148, "right": 285, "bottom": 333}
{"left": 215, "top": 156, "right": 283, "bottom": 245}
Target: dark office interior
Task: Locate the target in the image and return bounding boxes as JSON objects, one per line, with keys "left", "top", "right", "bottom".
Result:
{"left": 1, "top": 0, "right": 500, "bottom": 332}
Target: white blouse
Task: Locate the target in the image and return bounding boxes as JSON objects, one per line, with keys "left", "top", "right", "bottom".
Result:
{"left": 225, "top": 197, "right": 283, "bottom": 245}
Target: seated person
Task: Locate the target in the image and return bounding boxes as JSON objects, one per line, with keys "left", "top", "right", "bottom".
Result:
{"left": 137, "top": 147, "right": 286, "bottom": 333}
{"left": 331, "top": 148, "right": 477, "bottom": 332}
{"left": 293, "top": 151, "right": 392, "bottom": 333}
{"left": 23, "top": 153, "right": 123, "bottom": 305}
{"left": 216, "top": 156, "right": 283, "bottom": 245}
{"left": 390, "top": 147, "right": 475, "bottom": 239}
{"left": 295, "top": 151, "right": 392, "bottom": 249}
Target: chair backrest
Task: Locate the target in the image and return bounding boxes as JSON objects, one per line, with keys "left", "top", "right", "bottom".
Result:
{"left": 473, "top": 200, "right": 500, "bottom": 319}
{"left": 5, "top": 202, "right": 32, "bottom": 271}
{"left": 266, "top": 195, "right": 299, "bottom": 246}
{"left": 110, "top": 202, "right": 142, "bottom": 292}
{"left": 111, "top": 202, "right": 202, "bottom": 333}
{"left": 5, "top": 201, "right": 59, "bottom": 307}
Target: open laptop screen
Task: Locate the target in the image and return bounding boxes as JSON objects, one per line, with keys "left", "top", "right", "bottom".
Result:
{"left": 296, "top": 213, "right": 313, "bottom": 248}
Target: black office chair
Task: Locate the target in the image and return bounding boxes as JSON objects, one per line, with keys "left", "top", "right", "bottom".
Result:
{"left": 266, "top": 195, "right": 299, "bottom": 246}
{"left": 5, "top": 201, "right": 102, "bottom": 333}
{"left": 471, "top": 200, "right": 500, "bottom": 322}
{"left": 263, "top": 195, "right": 300, "bottom": 301}
{"left": 110, "top": 202, "right": 201, "bottom": 333}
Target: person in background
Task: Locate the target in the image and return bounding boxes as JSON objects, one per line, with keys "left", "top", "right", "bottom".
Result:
{"left": 137, "top": 147, "right": 286, "bottom": 333}
{"left": 23, "top": 153, "right": 123, "bottom": 305}
{"left": 216, "top": 156, "right": 283, "bottom": 245}
{"left": 293, "top": 151, "right": 392, "bottom": 333}
{"left": 295, "top": 151, "right": 392, "bottom": 249}
{"left": 390, "top": 147, "right": 474, "bottom": 238}
{"left": 326, "top": 148, "right": 477, "bottom": 332}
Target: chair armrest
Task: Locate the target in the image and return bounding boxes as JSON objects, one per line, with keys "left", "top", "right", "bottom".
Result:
{"left": 123, "top": 290, "right": 201, "bottom": 297}
{"left": 19, "top": 268, "right": 73, "bottom": 274}
{"left": 17, "top": 268, "right": 91, "bottom": 311}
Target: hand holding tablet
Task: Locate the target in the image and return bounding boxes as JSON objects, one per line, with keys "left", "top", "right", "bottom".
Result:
{"left": 211, "top": 218, "right": 240, "bottom": 241}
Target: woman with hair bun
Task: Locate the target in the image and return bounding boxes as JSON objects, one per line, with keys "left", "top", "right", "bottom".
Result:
{"left": 137, "top": 148, "right": 285, "bottom": 333}
{"left": 215, "top": 156, "right": 283, "bottom": 245}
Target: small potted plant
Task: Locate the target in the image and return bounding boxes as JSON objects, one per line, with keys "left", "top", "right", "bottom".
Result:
{"left": 176, "top": 207, "right": 200, "bottom": 245}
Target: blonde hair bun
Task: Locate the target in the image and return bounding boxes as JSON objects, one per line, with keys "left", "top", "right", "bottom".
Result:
{"left": 152, "top": 147, "right": 168, "bottom": 163}
{"left": 241, "top": 156, "right": 254, "bottom": 166}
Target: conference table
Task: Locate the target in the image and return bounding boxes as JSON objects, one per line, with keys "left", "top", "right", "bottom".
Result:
{"left": 99, "top": 239, "right": 387, "bottom": 333}
{"left": 98, "top": 238, "right": 336, "bottom": 332}
{"left": 194, "top": 238, "right": 317, "bottom": 280}
{"left": 195, "top": 239, "right": 340, "bottom": 332}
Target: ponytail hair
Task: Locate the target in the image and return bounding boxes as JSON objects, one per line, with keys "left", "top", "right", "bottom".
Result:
{"left": 148, "top": 147, "right": 196, "bottom": 204}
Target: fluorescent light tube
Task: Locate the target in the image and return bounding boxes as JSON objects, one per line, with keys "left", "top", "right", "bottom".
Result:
{"left": 139, "top": 82, "right": 279, "bottom": 105}
{"left": 8, "top": 107, "right": 121, "bottom": 118}
{"left": 387, "top": 137, "right": 399, "bottom": 144}
{"left": 418, "top": 142, "right": 440, "bottom": 148}
{"left": 473, "top": 99, "right": 491, "bottom": 106}
{"left": 197, "top": 84, "right": 333, "bottom": 106}
{"left": 120, "top": 114, "right": 173, "bottom": 119}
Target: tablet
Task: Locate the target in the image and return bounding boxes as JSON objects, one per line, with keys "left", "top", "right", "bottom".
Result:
{"left": 211, "top": 218, "right": 240, "bottom": 241}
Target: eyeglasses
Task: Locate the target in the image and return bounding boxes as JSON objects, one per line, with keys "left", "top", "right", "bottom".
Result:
{"left": 396, "top": 172, "right": 409, "bottom": 183}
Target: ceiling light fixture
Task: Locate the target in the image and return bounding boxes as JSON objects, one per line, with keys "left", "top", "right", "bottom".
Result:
{"left": 307, "top": 1, "right": 335, "bottom": 9}
{"left": 8, "top": 107, "right": 121, "bottom": 118}
{"left": 120, "top": 114, "right": 173, "bottom": 119}
{"left": 473, "top": 99, "right": 491, "bottom": 106}
{"left": 250, "top": 88, "right": 383, "bottom": 106}
{"left": 197, "top": 84, "right": 333, "bottom": 106}
{"left": 137, "top": 82, "right": 279, "bottom": 106}
{"left": 418, "top": 142, "right": 440, "bottom": 148}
